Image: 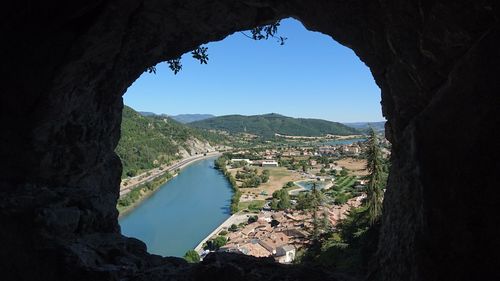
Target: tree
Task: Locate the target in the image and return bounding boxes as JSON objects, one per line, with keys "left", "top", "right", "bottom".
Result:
{"left": 183, "top": 249, "right": 200, "bottom": 263}
{"left": 296, "top": 192, "right": 313, "bottom": 210}
{"left": 364, "top": 128, "right": 385, "bottom": 225}
{"left": 340, "top": 168, "right": 348, "bottom": 177}
{"left": 248, "top": 215, "right": 258, "bottom": 224}
{"left": 277, "top": 191, "right": 292, "bottom": 210}
{"left": 270, "top": 198, "right": 279, "bottom": 210}
{"left": 205, "top": 236, "right": 227, "bottom": 251}
{"left": 229, "top": 224, "right": 238, "bottom": 232}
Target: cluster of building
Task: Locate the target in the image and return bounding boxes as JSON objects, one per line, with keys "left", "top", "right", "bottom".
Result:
{"left": 216, "top": 196, "right": 364, "bottom": 263}
{"left": 318, "top": 143, "right": 364, "bottom": 157}
{"left": 230, "top": 158, "right": 279, "bottom": 167}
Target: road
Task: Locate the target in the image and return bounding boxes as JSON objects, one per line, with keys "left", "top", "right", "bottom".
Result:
{"left": 194, "top": 213, "right": 254, "bottom": 254}
{"left": 119, "top": 152, "right": 221, "bottom": 196}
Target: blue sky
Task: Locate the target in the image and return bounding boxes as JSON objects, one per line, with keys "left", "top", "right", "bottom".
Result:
{"left": 124, "top": 18, "right": 383, "bottom": 123}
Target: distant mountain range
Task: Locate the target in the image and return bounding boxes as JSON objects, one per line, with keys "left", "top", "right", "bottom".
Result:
{"left": 342, "top": 121, "right": 386, "bottom": 132}
{"left": 188, "top": 113, "right": 360, "bottom": 137}
{"left": 170, "top": 114, "right": 216, "bottom": 124}
{"left": 138, "top": 112, "right": 215, "bottom": 124}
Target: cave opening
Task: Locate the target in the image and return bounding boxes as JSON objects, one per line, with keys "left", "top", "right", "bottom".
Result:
{"left": 1, "top": 1, "right": 498, "bottom": 281}
{"left": 116, "top": 18, "right": 386, "bottom": 263}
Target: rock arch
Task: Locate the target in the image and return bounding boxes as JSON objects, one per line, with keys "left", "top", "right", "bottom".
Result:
{"left": 1, "top": 1, "right": 498, "bottom": 280}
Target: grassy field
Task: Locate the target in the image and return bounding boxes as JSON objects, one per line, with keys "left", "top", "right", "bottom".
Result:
{"left": 335, "top": 157, "right": 368, "bottom": 176}
{"left": 228, "top": 166, "right": 304, "bottom": 201}
{"left": 238, "top": 200, "right": 266, "bottom": 212}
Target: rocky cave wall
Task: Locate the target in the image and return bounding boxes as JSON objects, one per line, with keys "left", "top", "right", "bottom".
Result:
{"left": 1, "top": 1, "right": 499, "bottom": 280}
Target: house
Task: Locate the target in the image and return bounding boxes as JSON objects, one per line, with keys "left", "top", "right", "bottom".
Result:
{"left": 259, "top": 233, "right": 289, "bottom": 254}
{"left": 275, "top": 245, "right": 296, "bottom": 263}
{"left": 239, "top": 242, "right": 272, "bottom": 257}
{"left": 261, "top": 160, "right": 279, "bottom": 167}
{"left": 230, "top": 158, "right": 252, "bottom": 164}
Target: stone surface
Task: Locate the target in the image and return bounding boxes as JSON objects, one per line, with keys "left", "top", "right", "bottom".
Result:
{"left": 1, "top": 0, "right": 499, "bottom": 280}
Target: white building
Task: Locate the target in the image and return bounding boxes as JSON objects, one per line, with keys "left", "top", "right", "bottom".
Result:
{"left": 230, "top": 159, "right": 252, "bottom": 164}
{"left": 261, "top": 160, "right": 279, "bottom": 167}
{"left": 275, "top": 245, "right": 296, "bottom": 263}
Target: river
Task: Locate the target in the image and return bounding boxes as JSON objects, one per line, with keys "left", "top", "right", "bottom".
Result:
{"left": 119, "top": 156, "right": 232, "bottom": 257}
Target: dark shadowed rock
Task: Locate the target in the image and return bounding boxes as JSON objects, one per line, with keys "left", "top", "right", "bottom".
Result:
{"left": 0, "top": 1, "right": 499, "bottom": 281}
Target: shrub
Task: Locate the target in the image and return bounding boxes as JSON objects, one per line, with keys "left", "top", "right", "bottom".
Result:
{"left": 183, "top": 249, "right": 200, "bottom": 263}
{"left": 229, "top": 224, "right": 238, "bottom": 232}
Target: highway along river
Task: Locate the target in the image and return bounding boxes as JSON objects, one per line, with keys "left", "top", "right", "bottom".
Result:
{"left": 119, "top": 156, "right": 233, "bottom": 257}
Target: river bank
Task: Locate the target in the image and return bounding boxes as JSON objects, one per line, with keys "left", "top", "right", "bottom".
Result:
{"left": 119, "top": 156, "right": 234, "bottom": 257}
{"left": 193, "top": 213, "right": 252, "bottom": 254}
{"left": 118, "top": 152, "right": 221, "bottom": 216}
{"left": 120, "top": 151, "right": 221, "bottom": 196}
{"left": 214, "top": 155, "right": 241, "bottom": 214}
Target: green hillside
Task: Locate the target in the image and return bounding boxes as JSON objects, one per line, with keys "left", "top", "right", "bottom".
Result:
{"left": 116, "top": 106, "right": 226, "bottom": 178}
{"left": 188, "top": 113, "right": 360, "bottom": 137}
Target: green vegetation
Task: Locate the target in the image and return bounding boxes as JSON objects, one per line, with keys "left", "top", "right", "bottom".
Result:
{"left": 271, "top": 189, "right": 292, "bottom": 210}
{"left": 229, "top": 224, "right": 238, "bottom": 232}
{"left": 204, "top": 236, "right": 227, "bottom": 251}
{"left": 188, "top": 113, "right": 360, "bottom": 138}
{"left": 298, "top": 130, "right": 389, "bottom": 277}
{"left": 183, "top": 249, "right": 200, "bottom": 263}
{"left": 117, "top": 172, "right": 173, "bottom": 213}
{"left": 236, "top": 167, "right": 270, "bottom": 188}
{"left": 247, "top": 215, "right": 258, "bottom": 223}
{"left": 116, "top": 106, "right": 227, "bottom": 178}
{"left": 364, "top": 128, "right": 387, "bottom": 225}
{"left": 238, "top": 200, "right": 266, "bottom": 212}
{"left": 326, "top": 175, "right": 358, "bottom": 205}
{"left": 214, "top": 156, "right": 240, "bottom": 214}
{"left": 305, "top": 206, "right": 380, "bottom": 275}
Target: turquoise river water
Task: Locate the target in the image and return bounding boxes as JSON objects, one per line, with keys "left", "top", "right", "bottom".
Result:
{"left": 119, "top": 156, "right": 233, "bottom": 257}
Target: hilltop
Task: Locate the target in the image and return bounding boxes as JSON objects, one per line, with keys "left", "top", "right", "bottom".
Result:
{"left": 188, "top": 113, "right": 360, "bottom": 138}
{"left": 170, "top": 114, "right": 216, "bottom": 124}
{"left": 116, "top": 106, "right": 225, "bottom": 178}
{"left": 343, "top": 121, "right": 386, "bottom": 133}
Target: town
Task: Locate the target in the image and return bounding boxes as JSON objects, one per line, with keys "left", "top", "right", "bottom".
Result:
{"left": 197, "top": 134, "right": 390, "bottom": 263}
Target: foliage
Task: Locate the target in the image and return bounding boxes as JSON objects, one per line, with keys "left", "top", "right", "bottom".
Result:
{"left": 149, "top": 20, "right": 286, "bottom": 75}
{"left": 239, "top": 200, "right": 266, "bottom": 212}
{"left": 271, "top": 189, "right": 291, "bottom": 210}
{"left": 298, "top": 130, "right": 388, "bottom": 276}
{"left": 364, "top": 128, "right": 386, "bottom": 225}
{"left": 117, "top": 172, "right": 172, "bottom": 211}
{"left": 237, "top": 167, "right": 269, "bottom": 188}
{"left": 229, "top": 224, "right": 238, "bottom": 232}
{"left": 188, "top": 113, "right": 360, "bottom": 138}
{"left": 205, "top": 236, "right": 227, "bottom": 251}
{"left": 191, "top": 46, "right": 209, "bottom": 64}
{"left": 340, "top": 168, "right": 349, "bottom": 177}
{"left": 248, "top": 215, "right": 258, "bottom": 223}
{"left": 302, "top": 206, "right": 380, "bottom": 276}
{"left": 248, "top": 21, "right": 287, "bottom": 45}
{"left": 116, "top": 106, "right": 226, "bottom": 178}
{"left": 183, "top": 249, "right": 200, "bottom": 263}
{"left": 214, "top": 156, "right": 240, "bottom": 213}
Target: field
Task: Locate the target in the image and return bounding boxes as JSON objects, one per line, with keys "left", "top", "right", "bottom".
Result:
{"left": 335, "top": 157, "right": 368, "bottom": 176}
{"left": 238, "top": 200, "right": 266, "bottom": 212}
{"left": 228, "top": 166, "right": 304, "bottom": 201}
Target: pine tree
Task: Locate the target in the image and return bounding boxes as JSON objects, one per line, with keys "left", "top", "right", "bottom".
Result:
{"left": 364, "top": 128, "right": 385, "bottom": 225}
